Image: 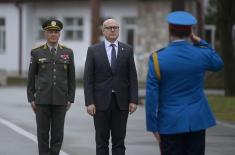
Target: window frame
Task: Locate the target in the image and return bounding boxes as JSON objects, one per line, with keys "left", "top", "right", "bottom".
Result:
{"left": 37, "top": 17, "right": 49, "bottom": 41}
{"left": 0, "top": 17, "right": 6, "bottom": 53}
{"left": 122, "top": 17, "right": 137, "bottom": 49}
{"left": 63, "top": 17, "right": 84, "bottom": 41}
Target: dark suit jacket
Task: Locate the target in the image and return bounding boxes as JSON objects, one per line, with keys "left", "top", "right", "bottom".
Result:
{"left": 84, "top": 41, "right": 138, "bottom": 110}
{"left": 27, "top": 44, "right": 76, "bottom": 105}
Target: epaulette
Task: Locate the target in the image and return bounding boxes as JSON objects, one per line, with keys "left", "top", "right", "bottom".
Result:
{"left": 59, "top": 44, "right": 71, "bottom": 50}
{"left": 152, "top": 48, "right": 164, "bottom": 81}
{"left": 31, "top": 44, "right": 44, "bottom": 51}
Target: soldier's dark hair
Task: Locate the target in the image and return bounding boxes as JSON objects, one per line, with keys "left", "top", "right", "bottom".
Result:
{"left": 169, "top": 25, "right": 192, "bottom": 38}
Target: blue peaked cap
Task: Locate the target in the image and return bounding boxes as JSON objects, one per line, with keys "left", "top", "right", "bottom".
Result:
{"left": 166, "top": 11, "right": 197, "bottom": 26}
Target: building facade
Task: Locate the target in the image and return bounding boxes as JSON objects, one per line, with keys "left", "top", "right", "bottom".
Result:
{"left": 0, "top": 0, "right": 198, "bottom": 81}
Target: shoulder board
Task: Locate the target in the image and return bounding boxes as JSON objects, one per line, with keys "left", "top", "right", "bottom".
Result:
{"left": 59, "top": 44, "right": 71, "bottom": 50}
{"left": 31, "top": 44, "right": 45, "bottom": 51}
{"left": 152, "top": 51, "right": 161, "bottom": 80}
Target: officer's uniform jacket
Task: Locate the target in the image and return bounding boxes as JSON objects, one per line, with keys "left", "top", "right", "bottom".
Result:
{"left": 27, "top": 44, "right": 76, "bottom": 105}
{"left": 146, "top": 40, "right": 224, "bottom": 134}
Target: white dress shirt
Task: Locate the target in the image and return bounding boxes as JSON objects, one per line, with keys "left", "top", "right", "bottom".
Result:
{"left": 47, "top": 43, "right": 58, "bottom": 52}
{"left": 104, "top": 39, "right": 118, "bottom": 66}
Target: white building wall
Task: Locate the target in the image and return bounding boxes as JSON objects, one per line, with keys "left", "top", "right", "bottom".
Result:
{"left": 0, "top": 4, "right": 19, "bottom": 74}
{"left": 23, "top": 1, "right": 137, "bottom": 79}
{"left": 0, "top": 1, "right": 140, "bottom": 78}
{"left": 101, "top": 1, "right": 138, "bottom": 41}
{"left": 23, "top": 2, "right": 91, "bottom": 79}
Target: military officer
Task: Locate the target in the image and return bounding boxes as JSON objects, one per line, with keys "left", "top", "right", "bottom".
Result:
{"left": 27, "top": 18, "right": 76, "bottom": 155}
{"left": 145, "top": 11, "right": 223, "bottom": 155}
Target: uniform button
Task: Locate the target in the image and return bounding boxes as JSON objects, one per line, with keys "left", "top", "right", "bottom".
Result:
{"left": 53, "top": 75, "right": 56, "bottom": 78}
{"left": 53, "top": 62, "right": 55, "bottom": 65}
{"left": 53, "top": 69, "right": 56, "bottom": 72}
{"left": 53, "top": 82, "right": 56, "bottom": 85}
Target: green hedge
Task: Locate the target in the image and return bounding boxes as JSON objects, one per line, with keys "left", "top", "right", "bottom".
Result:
{"left": 208, "top": 96, "right": 235, "bottom": 124}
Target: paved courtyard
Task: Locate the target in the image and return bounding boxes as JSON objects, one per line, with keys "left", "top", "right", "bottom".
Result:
{"left": 0, "top": 86, "right": 234, "bottom": 155}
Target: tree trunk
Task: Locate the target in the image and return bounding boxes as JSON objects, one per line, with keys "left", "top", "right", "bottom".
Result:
{"left": 171, "top": 0, "right": 185, "bottom": 11}
{"left": 90, "top": 0, "right": 101, "bottom": 44}
{"left": 196, "top": 0, "right": 204, "bottom": 38}
{"left": 217, "top": 0, "right": 235, "bottom": 96}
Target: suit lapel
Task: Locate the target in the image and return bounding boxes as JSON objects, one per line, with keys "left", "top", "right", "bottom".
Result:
{"left": 116, "top": 42, "right": 124, "bottom": 69}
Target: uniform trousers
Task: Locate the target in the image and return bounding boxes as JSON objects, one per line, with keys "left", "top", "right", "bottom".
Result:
{"left": 160, "top": 129, "right": 205, "bottom": 155}
{"left": 94, "top": 93, "right": 129, "bottom": 155}
{"left": 36, "top": 105, "right": 66, "bottom": 155}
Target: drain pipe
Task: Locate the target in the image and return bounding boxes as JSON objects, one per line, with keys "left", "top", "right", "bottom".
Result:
{"left": 15, "top": 1, "right": 23, "bottom": 76}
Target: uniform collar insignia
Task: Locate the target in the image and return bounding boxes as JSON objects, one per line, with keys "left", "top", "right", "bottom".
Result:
{"left": 59, "top": 44, "right": 63, "bottom": 49}
{"left": 43, "top": 44, "right": 47, "bottom": 49}
{"left": 39, "top": 58, "right": 47, "bottom": 62}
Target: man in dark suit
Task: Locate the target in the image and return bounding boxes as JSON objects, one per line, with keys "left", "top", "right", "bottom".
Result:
{"left": 27, "top": 19, "right": 76, "bottom": 155}
{"left": 84, "top": 18, "right": 138, "bottom": 155}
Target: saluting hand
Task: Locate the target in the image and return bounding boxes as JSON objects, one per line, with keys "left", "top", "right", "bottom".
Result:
{"left": 190, "top": 32, "right": 201, "bottom": 43}
{"left": 129, "top": 103, "right": 137, "bottom": 114}
{"left": 87, "top": 104, "right": 96, "bottom": 116}
{"left": 31, "top": 101, "right": 36, "bottom": 114}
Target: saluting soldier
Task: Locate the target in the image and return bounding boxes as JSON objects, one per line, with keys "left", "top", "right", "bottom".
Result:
{"left": 145, "top": 11, "right": 223, "bottom": 155}
{"left": 27, "top": 18, "right": 76, "bottom": 155}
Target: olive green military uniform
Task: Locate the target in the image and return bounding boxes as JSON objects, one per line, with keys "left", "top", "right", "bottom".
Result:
{"left": 27, "top": 44, "right": 75, "bottom": 105}
{"left": 27, "top": 44, "right": 75, "bottom": 155}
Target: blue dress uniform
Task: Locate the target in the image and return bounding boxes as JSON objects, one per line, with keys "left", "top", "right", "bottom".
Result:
{"left": 145, "top": 11, "right": 224, "bottom": 155}
{"left": 27, "top": 19, "right": 76, "bottom": 155}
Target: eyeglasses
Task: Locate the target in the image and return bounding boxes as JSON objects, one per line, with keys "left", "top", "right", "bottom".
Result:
{"left": 104, "top": 26, "right": 119, "bottom": 30}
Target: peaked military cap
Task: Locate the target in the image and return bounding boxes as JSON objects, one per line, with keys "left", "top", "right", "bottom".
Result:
{"left": 42, "top": 19, "right": 63, "bottom": 31}
{"left": 166, "top": 11, "right": 197, "bottom": 26}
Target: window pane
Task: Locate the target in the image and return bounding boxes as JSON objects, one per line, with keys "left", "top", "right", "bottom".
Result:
{"left": 65, "top": 30, "right": 74, "bottom": 40}
{"left": 127, "top": 29, "right": 134, "bottom": 46}
{"left": 76, "top": 30, "right": 83, "bottom": 40}
{"left": 65, "top": 18, "right": 74, "bottom": 26}
{"left": 205, "top": 29, "right": 212, "bottom": 44}
{"left": 3, "top": 30, "right": 5, "bottom": 50}
{"left": 0, "top": 31, "right": 2, "bottom": 51}
{"left": 0, "top": 18, "right": 5, "bottom": 26}
{"left": 38, "top": 31, "right": 44, "bottom": 40}
{"left": 39, "top": 18, "right": 46, "bottom": 25}
{"left": 38, "top": 18, "right": 47, "bottom": 40}
{"left": 63, "top": 17, "right": 84, "bottom": 41}
{"left": 0, "top": 18, "right": 6, "bottom": 52}
{"left": 124, "top": 18, "right": 136, "bottom": 25}
{"left": 77, "top": 18, "right": 83, "bottom": 26}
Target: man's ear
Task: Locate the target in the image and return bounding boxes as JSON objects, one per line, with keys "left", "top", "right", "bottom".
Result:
{"left": 102, "top": 28, "right": 105, "bottom": 35}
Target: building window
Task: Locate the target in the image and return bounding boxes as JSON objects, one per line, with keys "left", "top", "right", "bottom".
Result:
{"left": 0, "top": 18, "right": 6, "bottom": 53}
{"left": 37, "top": 18, "right": 48, "bottom": 40}
{"left": 205, "top": 25, "right": 216, "bottom": 48}
{"left": 122, "top": 17, "right": 136, "bottom": 48}
{"left": 63, "top": 17, "right": 83, "bottom": 41}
